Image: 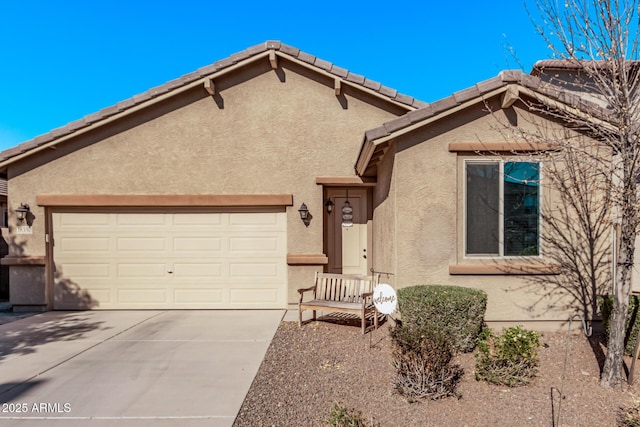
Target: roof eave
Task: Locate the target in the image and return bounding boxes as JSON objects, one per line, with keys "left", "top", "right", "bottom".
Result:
{"left": 355, "top": 77, "right": 616, "bottom": 177}
{"left": 0, "top": 41, "right": 425, "bottom": 171}
{"left": 355, "top": 85, "right": 510, "bottom": 176}
{"left": 0, "top": 49, "right": 273, "bottom": 171}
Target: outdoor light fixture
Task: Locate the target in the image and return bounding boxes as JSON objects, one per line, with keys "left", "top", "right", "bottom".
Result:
{"left": 15, "top": 203, "right": 30, "bottom": 222}
{"left": 298, "top": 203, "right": 311, "bottom": 227}
{"left": 324, "top": 199, "right": 334, "bottom": 214}
{"left": 341, "top": 200, "right": 353, "bottom": 227}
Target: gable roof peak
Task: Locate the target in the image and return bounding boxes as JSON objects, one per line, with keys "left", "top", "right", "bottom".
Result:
{"left": 0, "top": 40, "right": 424, "bottom": 168}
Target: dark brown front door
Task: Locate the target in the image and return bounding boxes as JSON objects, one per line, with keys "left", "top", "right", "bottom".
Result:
{"left": 324, "top": 187, "right": 371, "bottom": 274}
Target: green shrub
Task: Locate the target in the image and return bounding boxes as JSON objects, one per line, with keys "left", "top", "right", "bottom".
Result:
{"left": 474, "top": 326, "right": 541, "bottom": 387}
{"left": 397, "top": 285, "right": 487, "bottom": 353}
{"left": 327, "top": 402, "right": 376, "bottom": 427}
{"left": 618, "top": 397, "right": 640, "bottom": 427}
{"left": 390, "top": 323, "right": 464, "bottom": 401}
{"left": 600, "top": 295, "right": 640, "bottom": 356}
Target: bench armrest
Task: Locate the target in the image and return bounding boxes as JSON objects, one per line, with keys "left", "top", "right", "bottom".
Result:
{"left": 297, "top": 285, "right": 316, "bottom": 304}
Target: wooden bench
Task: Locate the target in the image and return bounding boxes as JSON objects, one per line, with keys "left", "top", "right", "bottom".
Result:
{"left": 297, "top": 272, "right": 380, "bottom": 334}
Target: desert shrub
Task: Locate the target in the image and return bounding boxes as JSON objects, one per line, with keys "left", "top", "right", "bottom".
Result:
{"left": 397, "top": 285, "right": 487, "bottom": 352}
{"left": 474, "top": 325, "right": 541, "bottom": 387}
{"left": 390, "top": 323, "right": 464, "bottom": 401}
{"left": 327, "top": 402, "right": 377, "bottom": 427}
{"left": 600, "top": 294, "right": 640, "bottom": 356}
{"left": 618, "top": 397, "right": 640, "bottom": 427}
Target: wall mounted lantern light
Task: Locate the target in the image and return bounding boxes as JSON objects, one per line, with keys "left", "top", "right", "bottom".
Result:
{"left": 298, "top": 203, "right": 311, "bottom": 227}
{"left": 15, "top": 203, "right": 30, "bottom": 223}
{"left": 324, "top": 199, "right": 334, "bottom": 214}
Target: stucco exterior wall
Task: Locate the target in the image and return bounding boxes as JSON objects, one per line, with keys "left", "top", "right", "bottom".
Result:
{"left": 371, "top": 143, "right": 397, "bottom": 286}
{"left": 374, "top": 102, "right": 603, "bottom": 330}
{"left": 6, "top": 59, "right": 401, "bottom": 308}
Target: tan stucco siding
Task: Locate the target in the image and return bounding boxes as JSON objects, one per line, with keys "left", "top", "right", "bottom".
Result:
{"left": 7, "top": 61, "right": 400, "bottom": 307}
{"left": 371, "top": 144, "right": 397, "bottom": 285}
{"left": 377, "top": 104, "right": 595, "bottom": 328}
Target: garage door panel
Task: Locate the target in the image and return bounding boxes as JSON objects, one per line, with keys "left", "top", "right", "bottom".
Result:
{"left": 53, "top": 212, "right": 287, "bottom": 309}
{"left": 173, "top": 237, "right": 223, "bottom": 253}
{"left": 228, "top": 236, "right": 282, "bottom": 253}
{"left": 172, "top": 214, "right": 222, "bottom": 226}
{"left": 59, "top": 263, "right": 111, "bottom": 278}
{"left": 59, "top": 213, "right": 111, "bottom": 227}
{"left": 59, "top": 237, "right": 111, "bottom": 253}
{"left": 173, "top": 262, "right": 222, "bottom": 277}
{"left": 116, "top": 237, "right": 167, "bottom": 252}
{"left": 228, "top": 212, "right": 284, "bottom": 227}
{"left": 117, "top": 263, "right": 167, "bottom": 278}
{"left": 55, "top": 286, "right": 112, "bottom": 309}
{"left": 116, "top": 213, "right": 167, "bottom": 226}
{"left": 229, "top": 262, "right": 281, "bottom": 278}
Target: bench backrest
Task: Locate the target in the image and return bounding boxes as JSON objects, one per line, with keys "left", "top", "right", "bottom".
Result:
{"left": 314, "top": 272, "right": 379, "bottom": 303}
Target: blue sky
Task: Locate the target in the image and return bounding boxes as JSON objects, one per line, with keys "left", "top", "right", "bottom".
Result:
{"left": 0, "top": 1, "right": 550, "bottom": 151}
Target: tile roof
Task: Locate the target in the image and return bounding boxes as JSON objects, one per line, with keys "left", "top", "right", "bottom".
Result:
{"left": 357, "top": 69, "right": 612, "bottom": 176}
{"left": 531, "top": 59, "right": 640, "bottom": 75}
{"left": 0, "top": 41, "right": 425, "bottom": 167}
{"left": 361, "top": 70, "right": 609, "bottom": 145}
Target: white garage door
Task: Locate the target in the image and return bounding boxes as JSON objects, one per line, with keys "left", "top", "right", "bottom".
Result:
{"left": 52, "top": 211, "right": 287, "bottom": 309}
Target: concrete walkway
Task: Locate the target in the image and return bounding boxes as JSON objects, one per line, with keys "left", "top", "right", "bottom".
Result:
{"left": 0, "top": 310, "right": 284, "bottom": 426}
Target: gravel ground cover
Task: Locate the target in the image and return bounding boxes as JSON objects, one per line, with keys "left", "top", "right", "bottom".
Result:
{"left": 234, "top": 319, "right": 638, "bottom": 427}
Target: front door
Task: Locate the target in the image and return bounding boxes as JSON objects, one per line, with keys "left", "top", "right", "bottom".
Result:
{"left": 324, "top": 187, "right": 371, "bottom": 274}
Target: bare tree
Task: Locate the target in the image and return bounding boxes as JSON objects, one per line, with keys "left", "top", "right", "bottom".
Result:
{"left": 526, "top": 0, "right": 640, "bottom": 387}
{"left": 548, "top": 148, "right": 611, "bottom": 321}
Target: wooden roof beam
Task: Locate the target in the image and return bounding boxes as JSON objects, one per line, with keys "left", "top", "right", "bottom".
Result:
{"left": 204, "top": 78, "right": 215, "bottom": 96}
{"left": 501, "top": 85, "right": 519, "bottom": 109}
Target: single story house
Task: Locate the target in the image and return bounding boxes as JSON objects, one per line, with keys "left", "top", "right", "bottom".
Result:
{"left": 0, "top": 41, "right": 615, "bottom": 329}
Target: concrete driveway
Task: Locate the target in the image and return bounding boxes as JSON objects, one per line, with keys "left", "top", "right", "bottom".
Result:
{"left": 0, "top": 310, "right": 284, "bottom": 426}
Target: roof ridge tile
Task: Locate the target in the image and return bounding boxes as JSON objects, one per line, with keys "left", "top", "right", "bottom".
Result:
{"left": 499, "top": 70, "right": 522, "bottom": 82}
{"left": 278, "top": 43, "right": 299, "bottom": 56}
{"left": 378, "top": 85, "right": 398, "bottom": 98}
{"left": 406, "top": 106, "right": 435, "bottom": 123}
{"left": 314, "top": 57, "right": 333, "bottom": 71}
{"left": 297, "top": 51, "right": 316, "bottom": 64}
{"left": 411, "top": 99, "right": 430, "bottom": 109}
{"left": 453, "top": 86, "right": 481, "bottom": 104}
{"left": 475, "top": 76, "right": 504, "bottom": 93}
{"left": 345, "top": 72, "right": 365, "bottom": 85}
{"left": 429, "top": 96, "right": 458, "bottom": 114}
{"left": 393, "top": 93, "right": 414, "bottom": 105}
{"left": 363, "top": 78, "right": 382, "bottom": 91}
{"left": 383, "top": 115, "right": 412, "bottom": 134}
{"left": 329, "top": 65, "right": 349, "bottom": 78}
{"left": 265, "top": 40, "right": 281, "bottom": 50}
{"left": 364, "top": 126, "right": 390, "bottom": 142}
{"left": 0, "top": 40, "right": 423, "bottom": 163}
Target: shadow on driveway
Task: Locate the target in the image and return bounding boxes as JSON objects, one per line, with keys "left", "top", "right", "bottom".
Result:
{"left": 0, "top": 379, "right": 48, "bottom": 402}
{"left": 0, "top": 312, "right": 108, "bottom": 363}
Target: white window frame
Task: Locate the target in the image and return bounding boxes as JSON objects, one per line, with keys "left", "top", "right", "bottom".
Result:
{"left": 463, "top": 158, "right": 542, "bottom": 258}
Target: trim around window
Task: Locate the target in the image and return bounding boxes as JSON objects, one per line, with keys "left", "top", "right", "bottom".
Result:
{"left": 463, "top": 159, "right": 541, "bottom": 259}
{"left": 449, "top": 263, "right": 560, "bottom": 275}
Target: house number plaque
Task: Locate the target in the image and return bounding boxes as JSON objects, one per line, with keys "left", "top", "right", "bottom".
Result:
{"left": 16, "top": 225, "right": 33, "bottom": 235}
